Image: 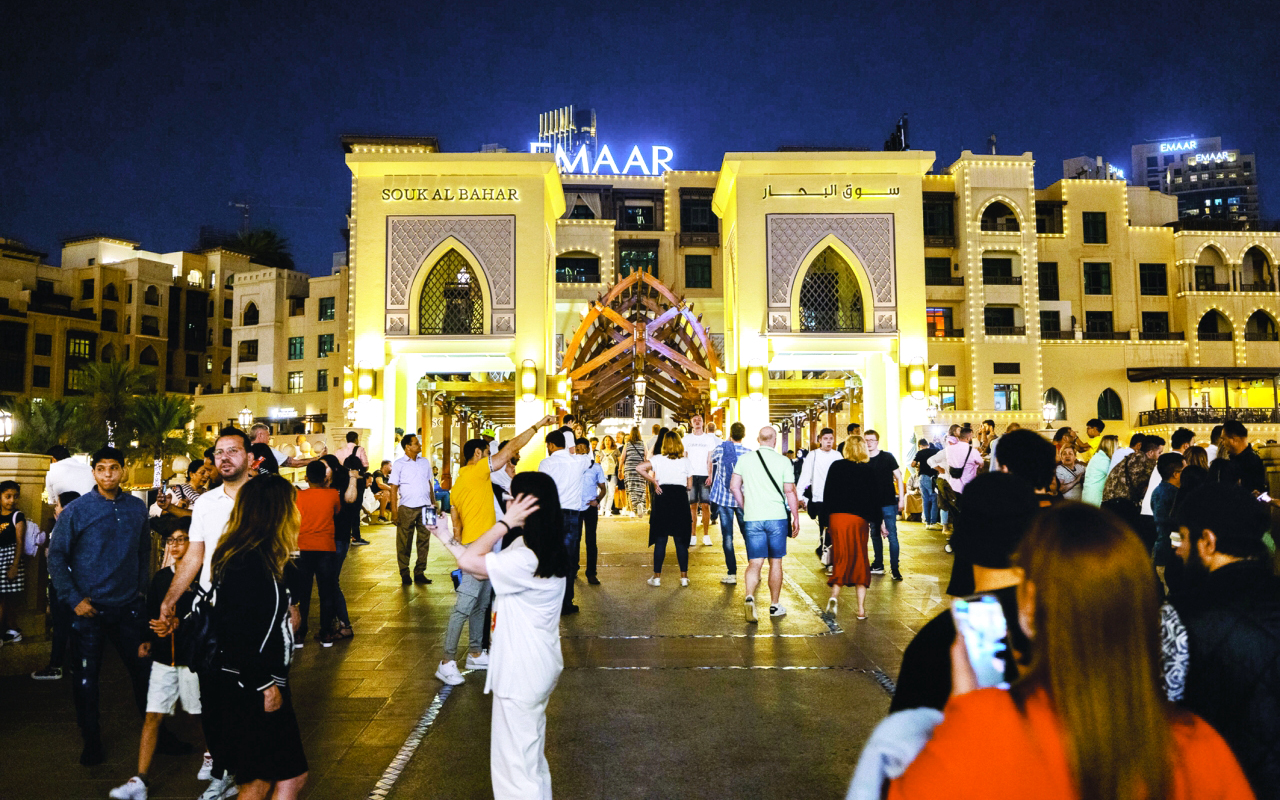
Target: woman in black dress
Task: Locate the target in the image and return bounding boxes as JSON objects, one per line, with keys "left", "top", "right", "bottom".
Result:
{"left": 637, "top": 431, "right": 693, "bottom": 587}
{"left": 211, "top": 474, "right": 307, "bottom": 799}
{"left": 822, "top": 435, "right": 879, "bottom": 619}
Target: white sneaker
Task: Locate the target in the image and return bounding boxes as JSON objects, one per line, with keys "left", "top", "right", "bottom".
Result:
{"left": 646, "top": 577, "right": 661, "bottom": 587}
{"left": 825, "top": 597, "right": 838, "bottom": 615}
{"left": 198, "top": 751, "right": 214, "bottom": 780}
{"left": 198, "top": 775, "right": 239, "bottom": 800}
{"left": 109, "top": 776, "right": 147, "bottom": 800}
{"left": 434, "top": 660, "right": 465, "bottom": 686}
{"left": 293, "top": 642, "right": 304, "bottom": 650}
{"left": 465, "top": 651, "right": 490, "bottom": 669}
{"left": 770, "top": 603, "right": 787, "bottom": 618}
{"left": 702, "top": 534, "right": 712, "bottom": 546}
{"left": 680, "top": 577, "right": 689, "bottom": 587}
{"left": 744, "top": 597, "right": 758, "bottom": 623}
{"left": 720, "top": 574, "right": 737, "bottom": 585}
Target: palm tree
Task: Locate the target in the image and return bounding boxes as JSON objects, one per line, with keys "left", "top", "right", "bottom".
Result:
{"left": 78, "top": 360, "right": 155, "bottom": 448}
{"left": 5, "top": 398, "right": 85, "bottom": 453}
{"left": 227, "top": 228, "right": 295, "bottom": 271}
{"left": 128, "top": 394, "right": 209, "bottom": 488}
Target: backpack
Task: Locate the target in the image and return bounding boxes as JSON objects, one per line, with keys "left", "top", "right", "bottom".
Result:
{"left": 24, "top": 524, "right": 49, "bottom": 557}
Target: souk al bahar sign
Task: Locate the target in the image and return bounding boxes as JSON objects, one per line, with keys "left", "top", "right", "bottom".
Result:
{"left": 381, "top": 187, "right": 521, "bottom": 201}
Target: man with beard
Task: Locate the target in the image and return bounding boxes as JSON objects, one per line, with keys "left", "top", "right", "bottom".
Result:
{"left": 1171, "top": 482, "right": 1280, "bottom": 799}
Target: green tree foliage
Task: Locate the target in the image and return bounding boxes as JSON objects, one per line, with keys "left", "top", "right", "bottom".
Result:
{"left": 127, "top": 394, "right": 209, "bottom": 487}
{"left": 77, "top": 360, "right": 156, "bottom": 449}
{"left": 6, "top": 398, "right": 85, "bottom": 454}
{"left": 227, "top": 228, "right": 295, "bottom": 271}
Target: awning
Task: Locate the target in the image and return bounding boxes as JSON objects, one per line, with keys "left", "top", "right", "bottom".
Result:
{"left": 1127, "top": 367, "right": 1280, "bottom": 382}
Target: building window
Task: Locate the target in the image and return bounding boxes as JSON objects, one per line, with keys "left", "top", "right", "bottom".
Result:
{"left": 680, "top": 198, "right": 716, "bottom": 233}
{"left": 993, "top": 362, "right": 1020, "bottom": 374}
{"left": 1085, "top": 311, "right": 1114, "bottom": 334}
{"left": 923, "top": 201, "right": 955, "bottom": 239}
{"left": 32, "top": 365, "right": 50, "bottom": 388}
{"left": 223, "top": 299, "right": 233, "bottom": 319}
{"left": 67, "top": 335, "right": 92, "bottom": 359}
{"left": 1097, "top": 389, "right": 1124, "bottom": 421}
{"left": 982, "top": 257, "right": 1017, "bottom": 285}
{"left": 418, "top": 249, "right": 482, "bottom": 335}
{"left": 1035, "top": 203, "right": 1064, "bottom": 234}
{"left": 1194, "top": 265, "right": 1221, "bottom": 291}
{"left": 926, "top": 307, "right": 956, "bottom": 337}
{"left": 81, "top": 279, "right": 95, "bottom": 300}
{"left": 568, "top": 202, "right": 595, "bottom": 219}
{"left": 1083, "top": 262, "right": 1111, "bottom": 295}
{"left": 1142, "top": 312, "right": 1170, "bottom": 334}
{"left": 144, "top": 285, "right": 160, "bottom": 306}
{"left": 1044, "top": 388, "right": 1067, "bottom": 420}
{"left": 239, "top": 340, "right": 258, "bottom": 363}
{"left": 938, "top": 365, "right": 956, "bottom": 377}
{"left": 1082, "top": 212, "right": 1107, "bottom": 244}
{"left": 618, "top": 243, "right": 658, "bottom": 279}
{"left": 993, "top": 384, "right": 1022, "bottom": 411}
{"left": 222, "top": 328, "right": 231, "bottom": 347}
{"left": 685, "top": 255, "right": 712, "bottom": 289}
{"left": 621, "top": 203, "right": 655, "bottom": 231}
{"left": 37, "top": 279, "right": 54, "bottom": 296}
{"left": 289, "top": 297, "right": 305, "bottom": 317}
{"left": 186, "top": 353, "right": 200, "bottom": 378}
{"left": 555, "top": 256, "right": 601, "bottom": 284}
{"left": 34, "top": 333, "right": 52, "bottom": 356}
{"left": 1146, "top": 156, "right": 1158, "bottom": 168}
{"left": 243, "top": 302, "right": 259, "bottom": 326}
{"left": 939, "top": 384, "right": 957, "bottom": 410}
{"left": 288, "top": 371, "right": 304, "bottom": 394}
{"left": 318, "top": 297, "right": 335, "bottom": 321}
{"left": 66, "top": 368, "right": 88, "bottom": 392}
{"left": 222, "top": 357, "right": 231, "bottom": 375}
{"left": 1040, "top": 310, "right": 1061, "bottom": 332}
{"left": 317, "top": 334, "right": 335, "bottom": 358}
{"left": 798, "top": 247, "right": 863, "bottom": 332}
{"left": 206, "top": 355, "right": 213, "bottom": 373}
{"left": 1139, "top": 263, "right": 1167, "bottom": 296}
{"left": 980, "top": 202, "right": 1019, "bottom": 232}
{"left": 317, "top": 369, "right": 328, "bottom": 392}
{"left": 1037, "top": 262, "right": 1059, "bottom": 300}
{"left": 288, "top": 336, "right": 304, "bottom": 360}
{"left": 141, "top": 315, "right": 160, "bottom": 336}
{"left": 924, "top": 258, "right": 954, "bottom": 285}
{"left": 101, "top": 309, "right": 118, "bottom": 332}
{"left": 983, "top": 306, "right": 1018, "bottom": 334}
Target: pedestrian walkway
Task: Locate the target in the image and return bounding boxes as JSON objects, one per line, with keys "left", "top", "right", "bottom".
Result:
{"left": 0, "top": 513, "right": 953, "bottom": 799}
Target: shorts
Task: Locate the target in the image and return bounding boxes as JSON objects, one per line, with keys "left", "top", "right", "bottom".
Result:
{"left": 744, "top": 518, "right": 789, "bottom": 559}
{"left": 689, "top": 479, "right": 710, "bottom": 505}
{"left": 146, "top": 662, "right": 202, "bottom": 715}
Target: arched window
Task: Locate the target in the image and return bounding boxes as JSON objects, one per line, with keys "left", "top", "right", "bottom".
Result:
{"left": 1245, "top": 310, "right": 1279, "bottom": 341}
{"left": 1197, "top": 310, "right": 1232, "bottom": 341}
{"left": 1243, "top": 247, "right": 1275, "bottom": 291}
{"left": 798, "top": 247, "right": 863, "bottom": 333}
{"left": 980, "top": 201, "right": 1020, "bottom": 232}
{"left": 1043, "top": 387, "right": 1066, "bottom": 421}
{"left": 143, "top": 285, "right": 160, "bottom": 306}
{"left": 101, "top": 343, "right": 117, "bottom": 362}
{"left": 1097, "top": 388, "right": 1123, "bottom": 421}
{"left": 102, "top": 283, "right": 119, "bottom": 301}
{"left": 418, "top": 249, "right": 482, "bottom": 335}
{"left": 1194, "top": 246, "right": 1227, "bottom": 291}
{"left": 139, "top": 346, "right": 159, "bottom": 366}
{"left": 243, "top": 302, "right": 259, "bottom": 327}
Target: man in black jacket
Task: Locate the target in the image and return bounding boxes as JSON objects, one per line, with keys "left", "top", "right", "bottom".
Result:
{"left": 1171, "top": 482, "right": 1280, "bottom": 799}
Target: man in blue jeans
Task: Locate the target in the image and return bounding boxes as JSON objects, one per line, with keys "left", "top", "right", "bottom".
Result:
{"left": 864, "top": 430, "right": 905, "bottom": 580}
{"left": 911, "top": 438, "right": 942, "bottom": 529}
{"left": 706, "top": 422, "right": 751, "bottom": 585}
{"left": 729, "top": 426, "right": 800, "bottom": 622}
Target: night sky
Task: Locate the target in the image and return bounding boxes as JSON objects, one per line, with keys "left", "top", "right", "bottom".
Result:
{"left": 5, "top": 0, "right": 1278, "bottom": 275}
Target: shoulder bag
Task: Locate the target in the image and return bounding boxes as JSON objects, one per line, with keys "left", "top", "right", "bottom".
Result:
{"left": 949, "top": 445, "right": 973, "bottom": 480}
{"left": 176, "top": 581, "right": 220, "bottom": 674}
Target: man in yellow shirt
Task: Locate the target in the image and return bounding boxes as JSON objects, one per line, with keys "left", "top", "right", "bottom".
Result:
{"left": 435, "top": 414, "right": 555, "bottom": 686}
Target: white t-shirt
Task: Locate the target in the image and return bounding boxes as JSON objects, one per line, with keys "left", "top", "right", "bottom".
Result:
{"left": 483, "top": 538, "right": 566, "bottom": 703}
{"left": 189, "top": 484, "right": 237, "bottom": 590}
{"left": 1110, "top": 447, "right": 1134, "bottom": 470}
{"left": 47, "top": 457, "right": 97, "bottom": 499}
{"left": 651, "top": 454, "right": 691, "bottom": 486}
{"left": 797, "top": 448, "right": 842, "bottom": 502}
{"left": 683, "top": 432, "right": 719, "bottom": 477}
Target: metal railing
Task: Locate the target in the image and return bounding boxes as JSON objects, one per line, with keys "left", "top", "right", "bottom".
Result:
{"left": 929, "top": 328, "right": 964, "bottom": 338}
{"left": 1245, "top": 331, "right": 1280, "bottom": 341}
{"left": 1139, "top": 331, "right": 1186, "bottom": 340}
{"left": 1137, "top": 408, "right": 1280, "bottom": 427}
{"left": 1040, "top": 330, "right": 1075, "bottom": 340}
{"left": 985, "top": 326, "right": 1026, "bottom": 336}
{"left": 1083, "top": 330, "right": 1131, "bottom": 340}
{"left": 982, "top": 275, "right": 1023, "bottom": 286}
{"left": 1241, "top": 282, "right": 1276, "bottom": 292}
{"left": 925, "top": 276, "right": 964, "bottom": 286}
{"left": 1198, "top": 331, "right": 1233, "bottom": 341}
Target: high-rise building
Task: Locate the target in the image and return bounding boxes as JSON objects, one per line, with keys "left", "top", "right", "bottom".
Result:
{"left": 1131, "top": 136, "right": 1260, "bottom": 223}
{"left": 536, "top": 105, "right": 597, "bottom": 165}
{"left": 1132, "top": 137, "right": 1220, "bottom": 192}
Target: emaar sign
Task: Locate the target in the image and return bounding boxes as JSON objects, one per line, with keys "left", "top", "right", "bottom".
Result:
{"left": 529, "top": 143, "right": 675, "bottom": 175}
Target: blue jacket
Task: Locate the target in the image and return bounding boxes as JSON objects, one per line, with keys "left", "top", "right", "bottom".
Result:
{"left": 48, "top": 487, "right": 150, "bottom": 608}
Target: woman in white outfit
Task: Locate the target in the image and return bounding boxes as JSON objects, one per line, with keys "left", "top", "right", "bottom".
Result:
{"left": 431, "top": 471, "right": 570, "bottom": 800}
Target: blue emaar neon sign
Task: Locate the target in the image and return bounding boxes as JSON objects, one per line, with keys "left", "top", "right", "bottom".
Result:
{"left": 529, "top": 142, "right": 675, "bottom": 175}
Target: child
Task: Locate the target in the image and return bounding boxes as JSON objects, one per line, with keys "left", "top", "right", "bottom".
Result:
{"left": 0, "top": 480, "right": 26, "bottom": 643}
{"left": 109, "top": 520, "right": 205, "bottom": 800}
{"left": 32, "top": 491, "right": 79, "bottom": 680}
{"left": 1151, "top": 452, "right": 1185, "bottom": 568}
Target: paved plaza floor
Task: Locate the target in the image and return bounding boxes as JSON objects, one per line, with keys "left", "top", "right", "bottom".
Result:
{"left": 0, "top": 512, "right": 955, "bottom": 799}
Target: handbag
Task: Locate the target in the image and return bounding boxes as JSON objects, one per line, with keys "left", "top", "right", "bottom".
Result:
{"left": 176, "top": 581, "right": 220, "bottom": 674}
{"left": 948, "top": 445, "right": 973, "bottom": 480}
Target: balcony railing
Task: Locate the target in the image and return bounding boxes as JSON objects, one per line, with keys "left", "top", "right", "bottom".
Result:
{"left": 1245, "top": 331, "right": 1280, "bottom": 341}
{"left": 925, "top": 276, "right": 964, "bottom": 286}
{"left": 1198, "top": 331, "right": 1233, "bottom": 341}
{"left": 1139, "top": 331, "right": 1186, "bottom": 340}
{"left": 985, "top": 326, "right": 1026, "bottom": 336}
{"left": 1193, "top": 282, "right": 1231, "bottom": 292}
{"left": 1138, "top": 407, "right": 1280, "bottom": 427}
{"left": 1241, "top": 282, "right": 1276, "bottom": 292}
{"left": 1083, "top": 330, "right": 1131, "bottom": 340}
{"left": 1040, "top": 330, "right": 1074, "bottom": 340}
{"left": 982, "top": 275, "right": 1023, "bottom": 286}
{"left": 929, "top": 327, "right": 965, "bottom": 338}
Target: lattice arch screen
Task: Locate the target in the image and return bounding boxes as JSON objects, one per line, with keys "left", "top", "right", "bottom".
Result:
{"left": 418, "top": 249, "right": 483, "bottom": 335}
{"left": 798, "top": 247, "right": 864, "bottom": 333}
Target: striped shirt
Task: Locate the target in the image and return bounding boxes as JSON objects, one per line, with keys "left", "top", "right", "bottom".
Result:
{"left": 709, "top": 440, "right": 750, "bottom": 508}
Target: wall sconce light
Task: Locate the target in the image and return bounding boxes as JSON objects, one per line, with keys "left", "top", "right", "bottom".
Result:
{"left": 928, "top": 363, "right": 939, "bottom": 396}
{"left": 550, "top": 374, "right": 571, "bottom": 406}
{"left": 907, "top": 358, "right": 926, "bottom": 400}
{"left": 357, "top": 368, "right": 377, "bottom": 401}
{"left": 238, "top": 407, "right": 253, "bottom": 428}
{"left": 519, "top": 359, "right": 537, "bottom": 402}
{"left": 746, "top": 365, "right": 764, "bottom": 399}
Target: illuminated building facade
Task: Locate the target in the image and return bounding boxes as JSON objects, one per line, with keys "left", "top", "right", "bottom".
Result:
{"left": 1131, "top": 136, "right": 1260, "bottom": 222}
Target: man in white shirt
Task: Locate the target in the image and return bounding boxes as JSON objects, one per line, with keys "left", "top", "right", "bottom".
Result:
{"left": 796, "top": 428, "right": 841, "bottom": 558}
{"left": 249, "top": 422, "right": 323, "bottom": 472}
{"left": 45, "top": 445, "right": 97, "bottom": 498}
{"left": 389, "top": 433, "right": 437, "bottom": 585}
{"left": 332, "top": 431, "right": 369, "bottom": 469}
{"left": 1140, "top": 427, "right": 1193, "bottom": 521}
{"left": 684, "top": 413, "right": 719, "bottom": 546}
{"left": 1111, "top": 432, "right": 1144, "bottom": 469}
{"left": 646, "top": 423, "right": 661, "bottom": 457}
{"left": 1206, "top": 423, "right": 1224, "bottom": 463}
{"left": 538, "top": 429, "right": 585, "bottom": 614}
{"left": 158, "top": 427, "right": 254, "bottom": 799}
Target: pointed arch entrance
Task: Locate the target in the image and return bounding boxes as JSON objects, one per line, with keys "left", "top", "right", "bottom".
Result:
{"left": 562, "top": 270, "right": 720, "bottom": 424}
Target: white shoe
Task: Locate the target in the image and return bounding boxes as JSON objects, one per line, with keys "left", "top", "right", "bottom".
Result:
{"left": 109, "top": 776, "right": 148, "bottom": 800}
{"left": 720, "top": 574, "right": 737, "bottom": 585}
{"left": 680, "top": 577, "right": 689, "bottom": 587}
{"left": 744, "top": 597, "right": 758, "bottom": 623}
{"left": 198, "top": 752, "right": 214, "bottom": 781}
{"left": 465, "top": 651, "right": 490, "bottom": 670}
{"left": 770, "top": 603, "right": 787, "bottom": 618}
{"left": 293, "top": 642, "right": 304, "bottom": 650}
{"left": 646, "top": 577, "right": 661, "bottom": 587}
{"left": 198, "top": 775, "right": 239, "bottom": 800}
{"left": 434, "top": 660, "right": 465, "bottom": 686}
{"left": 825, "top": 597, "right": 838, "bottom": 615}
{"left": 702, "top": 534, "right": 712, "bottom": 546}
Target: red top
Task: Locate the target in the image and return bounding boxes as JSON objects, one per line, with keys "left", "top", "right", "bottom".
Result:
{"left": 889, "top": 688, "right": 1255, "bottom": 800}
{"left": 297, "top": 486, "right": 340, "bottom": 552}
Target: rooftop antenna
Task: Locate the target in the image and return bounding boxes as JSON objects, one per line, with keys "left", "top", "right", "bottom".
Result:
{"left": 229, "top": 201, "right": 250, "bottom": 233}
{"left": 987, "top": 133, "right": 997, "bottom": 156}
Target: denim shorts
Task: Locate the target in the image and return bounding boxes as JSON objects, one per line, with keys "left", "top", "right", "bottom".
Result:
{"left": 744, "top": 518, "right": 789, "bottom": 559}
{"left": 688, "top": 479, "right": 710, "bottom": 505}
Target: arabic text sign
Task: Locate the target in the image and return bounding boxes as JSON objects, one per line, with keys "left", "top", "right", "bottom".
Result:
{"left": 761, "top": 183, "right": 901, "bottom": 200}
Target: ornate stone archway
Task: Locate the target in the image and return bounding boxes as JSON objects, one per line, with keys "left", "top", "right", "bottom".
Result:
{"left": 562, "top": 271, "right": 720, "bottom": 424}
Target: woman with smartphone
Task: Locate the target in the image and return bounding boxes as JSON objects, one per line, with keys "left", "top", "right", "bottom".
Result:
{"left": 822, "top": 434, "right": 879, "bottom": 619}
{"left": 887, "top": 503, "right": 1253, "bottom": 800}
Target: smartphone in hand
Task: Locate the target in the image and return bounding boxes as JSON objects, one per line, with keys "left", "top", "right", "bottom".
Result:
{"left": 952, "top": 594, "right": 1011, "bottom": 690}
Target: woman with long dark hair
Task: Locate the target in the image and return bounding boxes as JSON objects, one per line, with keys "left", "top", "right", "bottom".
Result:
{"left": 320, "top": 453, "right": 358, "bottom": 638}
{"left": 430, "top": 472, "right": 569, "bottom": 800}
{"left": 637, "top": 431, "right": 693, "bottom": 587}
{"left": 888, "top": 503, "right": 1253, "bottom": 800}
{"left": 211, "top": 475, "right": 308, "bottom": 800}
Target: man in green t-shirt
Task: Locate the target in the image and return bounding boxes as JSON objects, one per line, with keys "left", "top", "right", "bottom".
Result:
{"left": 730, "top": 426, "right": 800, "bottom": 623}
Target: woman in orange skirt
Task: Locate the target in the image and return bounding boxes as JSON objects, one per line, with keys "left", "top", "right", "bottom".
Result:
{"left": 822, "top": 434, "right": 879, "bottom": 619}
